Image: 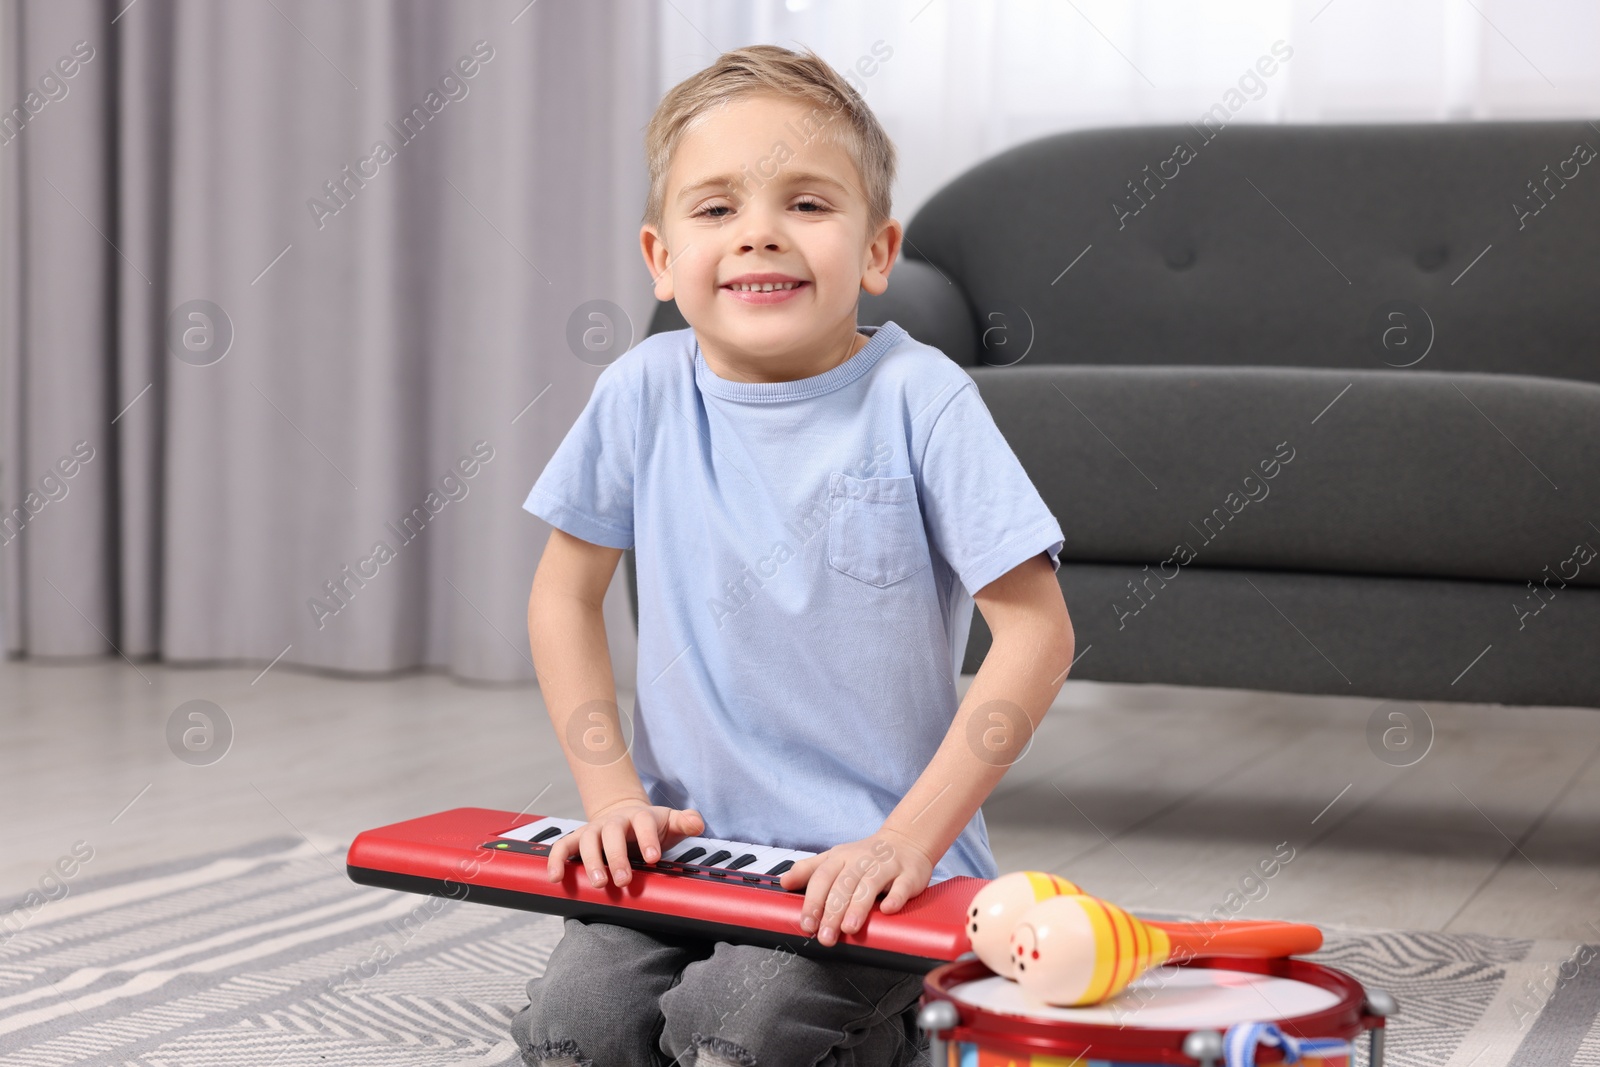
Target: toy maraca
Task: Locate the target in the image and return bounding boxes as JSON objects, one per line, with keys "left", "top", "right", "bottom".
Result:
{"left": 1011, "top": 894, "right": 1324, "bottom": 1007}
{"left": 964, "top": 871, "right": 1082, "bottom": 976}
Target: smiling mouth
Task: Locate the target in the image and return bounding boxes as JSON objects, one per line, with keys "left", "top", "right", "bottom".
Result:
{"left": 722, "top": 281, "right": 808, "bottom": 293}
{"left": 721, "top": 280, "right": 810, "bottom": 305}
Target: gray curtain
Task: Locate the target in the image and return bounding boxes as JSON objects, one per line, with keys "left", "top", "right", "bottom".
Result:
{"left": 1, "top": 0, "right": 656, "bottom": 686}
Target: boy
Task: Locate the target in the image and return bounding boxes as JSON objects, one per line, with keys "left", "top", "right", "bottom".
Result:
{"left": 511, "top": 44, "right": 1073, "bottom": 1067}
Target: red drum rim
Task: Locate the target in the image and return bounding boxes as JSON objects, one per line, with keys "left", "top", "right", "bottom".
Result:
{"left": 922, "top": 955, "right": 1382, "bottom": 1066}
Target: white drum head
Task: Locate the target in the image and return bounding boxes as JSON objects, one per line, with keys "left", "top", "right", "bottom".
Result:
{"left": 949, "top": 965, "right": 1342, "bottom": 1029}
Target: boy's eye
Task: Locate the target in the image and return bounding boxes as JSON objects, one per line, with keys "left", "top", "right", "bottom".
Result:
{"left": 691, "top": 198, "right": 830, "bottom": 219}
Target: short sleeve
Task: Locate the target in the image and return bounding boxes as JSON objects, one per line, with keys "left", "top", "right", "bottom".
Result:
{"left": 917, "top": 381, "right": 1064, "bottom": 596}
{"left": 522, "top": 363, "right": 636, "bottom": 549}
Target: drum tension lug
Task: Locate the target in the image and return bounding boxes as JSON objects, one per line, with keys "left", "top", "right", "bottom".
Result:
{"left": 1364, "top": 988, "right": 1398, "bottom": 1067}
{"left": 1181, "top": 1029, "right": 1223, "bottom": 1066}
{"left": 917, "top": 1001, "right": 960, "bottom": 1067}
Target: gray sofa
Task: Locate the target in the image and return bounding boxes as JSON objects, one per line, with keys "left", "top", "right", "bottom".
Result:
{"left": 639, "top": 121, "right": 1600, "bottom": 710}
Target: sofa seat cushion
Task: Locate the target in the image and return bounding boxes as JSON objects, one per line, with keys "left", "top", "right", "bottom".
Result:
{"left": 974, "top": 364, "right": 1600, "bottom": 588}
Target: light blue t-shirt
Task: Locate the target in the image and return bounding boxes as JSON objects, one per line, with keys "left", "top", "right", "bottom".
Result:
{"left": 523, "top": 320, "right": 1064, "bottom": 883}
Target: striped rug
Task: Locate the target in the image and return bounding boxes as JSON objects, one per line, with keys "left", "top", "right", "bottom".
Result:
{"left": 0, "top": 836, "right": 1595, "bottom": 1066}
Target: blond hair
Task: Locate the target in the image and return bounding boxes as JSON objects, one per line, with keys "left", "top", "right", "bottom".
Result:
{"left": 642, "top": 44, "right": 896, "bottom": 237}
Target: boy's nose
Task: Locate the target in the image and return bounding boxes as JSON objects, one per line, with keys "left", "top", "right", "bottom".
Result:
{"left": 732, "top": 205, "right": 786, "bottom": 253}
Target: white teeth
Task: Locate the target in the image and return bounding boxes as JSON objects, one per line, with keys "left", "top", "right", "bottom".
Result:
{"left": 728, "top": 281, "right": 801, "bottom": 292}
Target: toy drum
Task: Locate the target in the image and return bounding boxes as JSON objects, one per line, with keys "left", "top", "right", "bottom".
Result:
{"left": 918, "top": 955, "right": 1396, "bottom": 1067}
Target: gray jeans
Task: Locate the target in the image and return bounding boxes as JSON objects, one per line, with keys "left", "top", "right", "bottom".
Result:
{"left": 510, "top": 918, "right": 930, "bottom": 1067}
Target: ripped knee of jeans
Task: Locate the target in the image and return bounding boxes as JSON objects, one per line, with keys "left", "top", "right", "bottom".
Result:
{"left": 691, "top": 1032, "right": 758, "bottom": 1067}
{"left": 527, "top": 1036, "right": 593, "bottom": 1067}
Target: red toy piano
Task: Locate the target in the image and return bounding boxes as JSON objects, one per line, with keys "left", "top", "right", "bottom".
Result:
{"left": 345, "top": 807, "right": 985, "bottom": 973}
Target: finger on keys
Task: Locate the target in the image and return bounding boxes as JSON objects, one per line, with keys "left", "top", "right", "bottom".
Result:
{"left": 579, "top": 827, "right": 607, "bottom": 887}
{"left": 778, "top": 853, "right": 818, "bottom": 894}
{"left": 632, "top": 810, "right": 662, "bottom": 864}
{"left": 668, "top": 808, "right": 704, "bottom": 838}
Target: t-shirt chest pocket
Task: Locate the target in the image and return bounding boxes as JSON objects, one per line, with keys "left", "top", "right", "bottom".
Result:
{"left": 826, "top": 473, "right": 932, "bottom": 587}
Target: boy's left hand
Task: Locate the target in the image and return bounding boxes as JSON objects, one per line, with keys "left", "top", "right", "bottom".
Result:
{"left": 778, "top": 827, "right": 935, "bottom": 947}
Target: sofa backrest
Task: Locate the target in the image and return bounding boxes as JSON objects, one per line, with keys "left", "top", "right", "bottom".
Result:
{"left": 901, "top": 121, "right": 1600, "bottom": 386}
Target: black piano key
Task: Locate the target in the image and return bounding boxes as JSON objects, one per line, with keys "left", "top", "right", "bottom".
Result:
{"left": 764, "top": 859, "right": 795, "bottom": 876}
{"left": 702, "top": 850, "right": 733, "bottom": 868}
{"left": 725, "top": 853, "right": 758, "bottom": 871}
{"left": 531, "top": 826, "right": 565, "bottom": 844}
{"left": 673, "top": 846, "right": 707, "bottom": 864}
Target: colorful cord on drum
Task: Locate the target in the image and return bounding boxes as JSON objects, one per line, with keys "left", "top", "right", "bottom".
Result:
{"left": 1223, "top": 1021, "right": 1351, "bottom": 1066}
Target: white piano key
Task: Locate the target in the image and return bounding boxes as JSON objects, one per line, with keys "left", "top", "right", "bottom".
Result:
{"left": 766, "top": 845, "right": 818, "bottom": 862}
{"left": 497, "top": 816, "right": 585, "bottom": 843}
{"left": 495, "top": 819, "right": 547, "bottom": 842}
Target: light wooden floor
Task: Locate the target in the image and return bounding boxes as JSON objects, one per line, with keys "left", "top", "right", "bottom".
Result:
{"left": 2, "top": 657, "right": 1596, "bottom": 939}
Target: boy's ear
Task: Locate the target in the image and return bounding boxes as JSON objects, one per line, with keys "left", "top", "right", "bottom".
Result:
{"left": 640, "top": 224, "right": 675, "bottom": 301}
{"left": 860, "top": 218, "right": 903, "bottom": 297}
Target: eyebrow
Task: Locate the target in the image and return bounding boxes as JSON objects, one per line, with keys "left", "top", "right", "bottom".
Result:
{"left": 676, "top": 170, "right": 853, "bottom": 204}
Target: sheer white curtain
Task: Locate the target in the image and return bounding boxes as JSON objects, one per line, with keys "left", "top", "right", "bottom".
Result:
{"left": 658, "top": 0, "right": 1600, "bottom": 220}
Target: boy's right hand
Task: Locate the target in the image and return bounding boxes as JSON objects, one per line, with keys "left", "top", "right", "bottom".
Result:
{"left": 545, "top": 799, "right": 705, "bottom": 889}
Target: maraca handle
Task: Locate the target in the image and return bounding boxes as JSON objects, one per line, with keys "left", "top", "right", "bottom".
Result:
{"left": 1148, "top": 919, "right": 1323, "bottom": 959}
